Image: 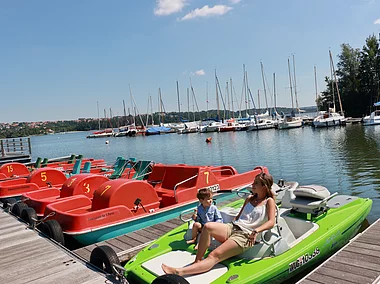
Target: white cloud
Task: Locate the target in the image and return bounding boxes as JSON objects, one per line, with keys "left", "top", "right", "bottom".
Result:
{"left": 374, "top": 18, "right": 380, "bottom": 24}
{"left": 194, "top": 70, "right": 205, "bottom": 76}
{"left": 154, "top": 0, "right": 187, "bottom": 16}
{"left": 180, "top": 5, "right": 233, "bottom": 21}
{"left": 229, "top": 0, "right": 241, "bottom": 4}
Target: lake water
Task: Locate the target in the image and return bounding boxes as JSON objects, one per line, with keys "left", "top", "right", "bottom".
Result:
{"left": 30, "top": 124, "right": 380, "bottom": 224}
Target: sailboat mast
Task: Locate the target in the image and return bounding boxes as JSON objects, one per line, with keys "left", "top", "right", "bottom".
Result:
{"left": 226, "top": 81, "right": 230, "bottom": 118}
{"left": 273, "top": 73, "right": 277, "bottom": 111}
{"left": 329, "top": 51, "right": 336, "bottom": 112}
{"left": 122, "top": 100, "right": 127, "bottom": 126}
{"left": 215, "top": 69, "right": 220, "bottom": 120}
{"left": 287, "top": 58, "right": 295, "bottom": 110}
{"left": 176, "top": 81, "right": 181, "bottom": 114}
{"left": 230, "top": 78, "right": 234, "bottom": 119}
{"left": 187, "top": 87, "right": 190, "bottom": 121}
{"left": 243, "top": 64, "right": 248, "bottom": 116}
{"left": 292, "top": 54, "right": 300, "bottom": 112}
{"left": 260, "top": 62, "right": 269, "bottom": 112}
{"left": 97, "top": 101, "right": 100, "bottom": 130}
{"left": 245, "top": 71, "right": 250, "bottom": 115}
{"left": 103, "top": 109, "right": 107, "bottom": 128}
{"left": 206, "top": 81, "right": 209, "bottom": 118}
{"left": 128, "top": 85, "right": 145, "bottom": 128}
{"left": 129, "top": 85, "right": 136, "bottom": 126}
{"left": 258, "top": 90, "right": 261, "bottom": 111}
{"left": 314, "top": 65, "right": 318, "bottom": 111}
{"left": 329, "top": 50, "right": 344, "bottom": 115}
{"left": 150, "top": 95, "right": 154, "bottom": 125}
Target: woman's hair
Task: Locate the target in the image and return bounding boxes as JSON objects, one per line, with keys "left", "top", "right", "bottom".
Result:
{"left": 254, "top": 172, "right": 274, "bottom": 199}
{"left": 197, "top": 188, "right": 212, "bottom": 200}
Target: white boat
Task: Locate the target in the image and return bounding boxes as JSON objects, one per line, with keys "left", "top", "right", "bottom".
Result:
{"left": 312, "top": 110, "right": 346, "bottom": 128}
{"left": 114, "top": 125, "right": 137, "bottom": 137}
{"left": 247, "top": 118, "right": 276, "bottom": 131}
{"left": 86, "top": 128, "right": 114, "bottom": 138}
{"left": 199, "top": 121, "right": 225, "bottom": 133}
{"left": 313, "top": 51, "right": 345, "bottom": 128}
{"left": 277, "top": 56, "right": 303, "bottom": 130}
{"left": 277, "top": 115, "right": 303, "bottom": 130}
{"left": 363, "top": 102, "right": 380, "bottom": 126}
{"left": 177, "top": 122, "right": 199, "bottom": 134}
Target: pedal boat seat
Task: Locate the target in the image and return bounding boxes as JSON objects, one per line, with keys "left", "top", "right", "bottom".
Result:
{"left": 289, "top": 185, "right": 331, "bottom": 214}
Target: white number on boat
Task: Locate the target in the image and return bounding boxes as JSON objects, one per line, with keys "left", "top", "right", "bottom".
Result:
{"left": 288, "top": 248, "right": 320, "bottom": 273}
{"left": 206, "top": 184, "right": 220, "bottom": 193}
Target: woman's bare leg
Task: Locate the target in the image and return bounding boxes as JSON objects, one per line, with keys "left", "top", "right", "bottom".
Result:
{"left": 162, "top": 239, "right": 242, "bottom": 276}
{"left": 195, "top": 222, "right": 230, "bottom": 262}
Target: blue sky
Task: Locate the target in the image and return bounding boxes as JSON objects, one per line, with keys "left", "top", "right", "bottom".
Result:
{"left": 1, "top": 0, "right": 380, "bottom": 122}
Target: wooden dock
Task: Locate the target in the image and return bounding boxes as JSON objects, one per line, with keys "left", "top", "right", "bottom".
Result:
{"left": 297, "top": 218, "right": 380, "bottom": 284}
{"left": 74, "top": 196, "right": 241, "bottom": 263}
{"left": 0, "top": 209, "right": 112, "bottom": 284}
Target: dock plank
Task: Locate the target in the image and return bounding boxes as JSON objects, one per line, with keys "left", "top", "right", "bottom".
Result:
{"left": 0, "top": 210, "right": 110, "bottom": 284}
{"left": 298, "top": 218, "right": 380, "bottom": 284}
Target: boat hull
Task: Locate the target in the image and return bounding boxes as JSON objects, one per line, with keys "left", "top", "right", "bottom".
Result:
{"left": 124, "top": 196, "right": 372, "bottom": 284}
{"left": 71, "top": 193, "right": 235, "bottom": 246}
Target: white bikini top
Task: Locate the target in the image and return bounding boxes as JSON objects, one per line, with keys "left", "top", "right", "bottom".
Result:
{"left": 233, "top": 199, "right": 269, "bottom": 234}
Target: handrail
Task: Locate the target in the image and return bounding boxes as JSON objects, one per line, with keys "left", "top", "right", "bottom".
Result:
{"left": 210, "top": 168, "right": 234, "bottom": 175}
{"left": 173, "top": 174, "right": 199, "bottom": 202}
{"left": 179, "top": 207, "right": 198, "bottom": 223}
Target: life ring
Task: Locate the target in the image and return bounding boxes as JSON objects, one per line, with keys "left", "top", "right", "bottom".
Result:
{"left": 21, "top": 207, "right": 37, "bottom": 227}
{"left": 38, "top": 219, "right": 65, "bottom": 245}
{"left": 11, "top": 202, "right": 28, "bottom": 217}
{"left": 90, "top": 245, "right": 120, "bottom": 274}
{"left": 152, "top": 274, "right": 190, "bottom": 284}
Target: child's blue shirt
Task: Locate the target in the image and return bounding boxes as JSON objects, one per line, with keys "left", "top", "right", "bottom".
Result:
{"left": 196, "top": 204, "right": 223, "bottom": 225}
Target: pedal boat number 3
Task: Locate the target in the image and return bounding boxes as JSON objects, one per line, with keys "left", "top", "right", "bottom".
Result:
{"left": 123, "top": 184, "right": 372, "bottom": 284}
{"left": 43, "top": 164, "right": 266, "bottom": 245}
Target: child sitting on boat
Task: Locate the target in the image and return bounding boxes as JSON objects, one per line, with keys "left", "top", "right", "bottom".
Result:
{"left": 162, "top": 172, "right": 276, "bottom": 277}
{"left": 186, "top": 188, "right": 223, "bottom": 247}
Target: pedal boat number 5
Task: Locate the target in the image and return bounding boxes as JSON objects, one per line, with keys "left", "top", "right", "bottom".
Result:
{"left": 43, "top": 164, "right": 266, "bottom": 245}
{"left": 123, "top": 185, "right": 372, "bottom": 284}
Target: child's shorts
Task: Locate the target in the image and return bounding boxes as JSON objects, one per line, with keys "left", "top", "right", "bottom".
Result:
{"left": 225, "top": 223, "right": 254, "bottom": 252}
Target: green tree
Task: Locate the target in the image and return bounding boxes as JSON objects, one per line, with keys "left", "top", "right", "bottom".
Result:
{"left": 336, "top": 44, "right": 361, "bottom": 117}
{"left": 359, "top": 34, "right": 380, "bottom": 115}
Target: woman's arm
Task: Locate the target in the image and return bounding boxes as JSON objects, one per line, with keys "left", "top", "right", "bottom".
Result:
{"left": 233, "top": 195, "right": 251, "bottom": 221}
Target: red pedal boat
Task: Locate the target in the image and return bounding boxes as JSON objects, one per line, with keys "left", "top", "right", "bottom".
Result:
{"left": 23, "top": 174, "right": 109, "bottom": 216}
{"left": 43, "top": 164, "right": 267, "bottom": 245}
{"left": 0, "top": 168, "right": 67, "bottom": 199}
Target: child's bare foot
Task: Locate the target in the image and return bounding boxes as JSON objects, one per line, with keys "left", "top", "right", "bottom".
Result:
{"left": 186, "top": 239, "right": 196, "bottom": 245}
{"left": 162, "top": 264, "right": 179, "bottom": 275}
{"left": 194, "top": 244, "right": 199, "bottom": 250}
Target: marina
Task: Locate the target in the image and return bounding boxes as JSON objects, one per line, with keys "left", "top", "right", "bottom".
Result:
{"left": 0, "top": 123, "right": 379, "bottom": 283}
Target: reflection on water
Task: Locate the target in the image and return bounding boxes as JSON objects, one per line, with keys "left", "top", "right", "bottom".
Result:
{"left": 31, "top": 125, "right": 379, "bottom": 223}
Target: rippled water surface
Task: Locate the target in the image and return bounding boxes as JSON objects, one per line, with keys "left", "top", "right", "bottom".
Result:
{"left": 31, "top": 124, "right": 380, "bottom": 223}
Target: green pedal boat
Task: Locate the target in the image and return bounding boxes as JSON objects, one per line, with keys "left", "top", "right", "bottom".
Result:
{"left": 123, "top": 185, "right": 372, "bottom": 284}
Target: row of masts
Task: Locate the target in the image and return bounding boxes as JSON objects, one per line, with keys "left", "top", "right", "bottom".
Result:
{"left": 96, "top": 52, "right": 343, "bottom": 130}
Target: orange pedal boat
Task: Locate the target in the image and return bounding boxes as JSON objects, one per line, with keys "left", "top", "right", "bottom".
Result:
{"left": 43, "top": 164, "right": 268, "bottom": 245}
{"left": 0, "top": 168, "right": 67, "bottom": 199}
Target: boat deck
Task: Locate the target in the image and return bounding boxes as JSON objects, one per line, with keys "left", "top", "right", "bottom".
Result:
{"left": 298, "top": 218, "right": 380, "bottom": 284}
{"left": 0, "top": 208, "right": 112, "bottom": 284}
{"left": 74, "top": 196, "right": 241, "bottom": 263}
